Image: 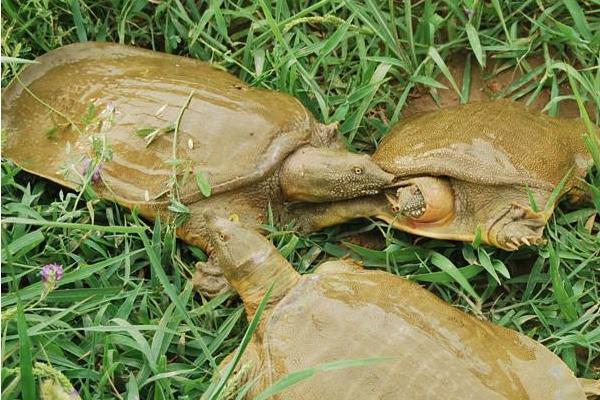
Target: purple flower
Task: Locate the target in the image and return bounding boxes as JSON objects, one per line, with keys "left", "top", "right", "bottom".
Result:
{"left": 40, "top": 263, "right": 64, "bottom": 283}
{"left": 91, "top": 162, "right": 103, "bottom": 183}
{"left": 81, "top": 158, "right": 103, "bottom": 184}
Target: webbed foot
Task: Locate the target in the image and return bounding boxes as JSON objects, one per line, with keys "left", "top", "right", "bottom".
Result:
{"left": 192, "top": 258, "right": 232, "bottom": 298}
{"left": 493, "top": 203, "right": 547, "bottom": 251}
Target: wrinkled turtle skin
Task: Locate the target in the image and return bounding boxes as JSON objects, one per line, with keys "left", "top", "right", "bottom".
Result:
{"left": 373, "top": 100, "right": 594, "bottom": 250}
{"left": 1, "top": 42, "right": 396, "bottom": 294}
{"left": 201, "top": 212, "right": 587, "bottom": 400}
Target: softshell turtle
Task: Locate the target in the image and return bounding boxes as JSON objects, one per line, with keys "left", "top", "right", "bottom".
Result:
{"left": 369, "top": 57, "right": 597, "bottom": 250}
{"left": 373, "top": 100, "right": 594, "bottom": 250}
{"left": 201, "top": 211, "right": 586, "bottom": 399}
{"left": 291, "top": 100, "right": 594, "bottom": 251}
{"left": 1, "top": 42, "right": 396, "bottom": 292}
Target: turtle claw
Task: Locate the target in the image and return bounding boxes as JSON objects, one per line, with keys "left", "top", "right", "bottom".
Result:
{"left": 494, "top": 203, "right": 547, "bottom": 251}
{"left": 192, "top": 259, "right": 232, "bottom": 298}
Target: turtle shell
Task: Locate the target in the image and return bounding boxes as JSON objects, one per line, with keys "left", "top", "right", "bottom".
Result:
{"left": 373, "top": 100, "right": 591, "bottom": 191}
{"left": 259, "top": 268, "right": 585, "bottom": 399}
{"left": 2, "top": 42, "right": 315, "bottom": 203}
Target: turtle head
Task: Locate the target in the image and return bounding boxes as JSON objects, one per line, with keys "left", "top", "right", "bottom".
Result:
{"left": 201, "top": 211, "right": 300, "bottom": 317}
{"left": 280, "top": 146, "right": 395, "bottom": 203}
{"left": 385, "top": 177, "right": 455, "bottom": 223}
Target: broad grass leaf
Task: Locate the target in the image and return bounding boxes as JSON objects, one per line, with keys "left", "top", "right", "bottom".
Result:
{"left": 465, "top": 22, "right": 485, "bottom": 67}
{"left": 429, "top": 251, "right": 479, "bottom": 299}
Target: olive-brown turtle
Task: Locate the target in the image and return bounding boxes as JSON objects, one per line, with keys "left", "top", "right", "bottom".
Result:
{"left": 291, "top": 100, "right": 595, "bottom": 251}
{"left": 370, "top": 57, "right": 597, "bottom": 251}
{"left": 1, "top": 42, "right": 396, "bottom": 293}
{"left": 200, "top": 211, "right": 587, "bottom": 399}
{"left": 374, "top": 100, "right": 594, "bottom": 250}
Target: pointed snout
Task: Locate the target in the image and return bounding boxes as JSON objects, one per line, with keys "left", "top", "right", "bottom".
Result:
{"left": 357, "top": 153, "right": 396, "bottom": 187}
{"left": 200, "top": 210, "right": 240, "bottom": 242}
{"left": 377, "top": 167, "right": 396, "bottom": 187}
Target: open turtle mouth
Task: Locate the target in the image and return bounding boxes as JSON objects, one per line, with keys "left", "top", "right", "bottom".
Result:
{"left": 384, "top": 186, "right": 426, "bottom": 219}
{"left": 400, "top": 189, "right": 426, "bottom": 218}
{"left": 383, "top": 177, "right": 455, "bottom": 224}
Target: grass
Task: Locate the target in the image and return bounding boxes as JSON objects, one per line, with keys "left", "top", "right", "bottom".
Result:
{"left": 1, "top": 0, "right": 599, "bottom": 398}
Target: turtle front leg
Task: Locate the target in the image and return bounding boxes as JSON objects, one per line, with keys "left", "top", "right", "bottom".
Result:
{"left": 286, "top": 195, "right": 392, "bottom": 232}
{"left": 192, "top": 257, "right": 232, "bottom": 298}
{"left": 488, "top": 203, "right": 547, "bottom": 250}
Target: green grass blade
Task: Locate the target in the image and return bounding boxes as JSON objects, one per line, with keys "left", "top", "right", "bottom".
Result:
{"left": 345, "top": 0, "right": 399, "bottom": 59}
{"left": 0, "top": 229, "right": 44, "bottom": 262}
{"left": 347, "top": 62, "right": 391, "bottom": 142}
{"left": 460, "top": 54, "right": 472, "bottom": 104}
{"left": 411, "top": 264, "right": 483, "bottom": 283}
{"left": 112, "top": 318, "right": 157, "bottom": 372}
{"left": 2, "top": 217, "right": 146, "bottom": 234}
{"left": 16, "top": 296, "right": 37, "bottom": 399}
{"left": 490, "top": 0, "right": 510, "bottom": 40}
{"left": 134, "top": 218, "right": 216, "bottom": 368}
{"left": 582, "top": 133, "right": 600, "bottom": 169}
{"left": 203, "top": 285, "right": 273, "bottom": 400}
{"left": 126, "top": 371, "right": 140, "bottom": 400}
{"left": 544, "top": 168, "right": 573, "bottom": 214}
{"left": 410, "top": 75, "right": 448, "bottom": 89}
{"left": 561, "top": 0, "right": 592, "bottom": 41}
{"left": 465, "top": 22, "right": 485, "bottom": 67}
{"left": 309, "top": 18, "right": 352, "bottom": 77}
{"left": 548, "top": 243, "right": 578, "bottom": 322}
{"left": 2, "top": 249, "right": 144, "bottom": 306}
{"left": 427, "top": 47, "right": 463, "bottom": 101}
{"left": 429, "top": 251, "right": 479, "bottom": 299}
{"left": 404, "top": 0, "right": 417, "bottom": 67}
{"left": 0, "top": 56, "right": 38, "bottom": 64}
{"left": 195, "top": 169, "right": 212, "bottom": 197}
{"left": 477, "top": 248, "right": 501, "bottom": 284}
{"left": 68, "top": 0, "right": 88, "bottom": 42}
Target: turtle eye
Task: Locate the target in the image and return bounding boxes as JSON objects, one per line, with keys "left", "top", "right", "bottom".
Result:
{"left": 353, "top": 166, "right": 364, "bottom": 175}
